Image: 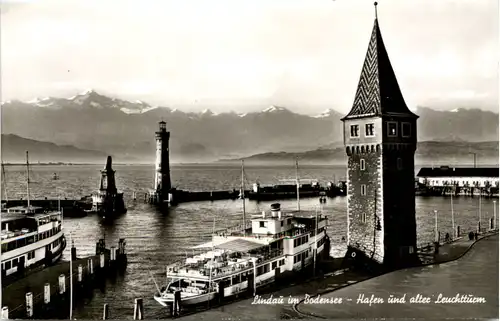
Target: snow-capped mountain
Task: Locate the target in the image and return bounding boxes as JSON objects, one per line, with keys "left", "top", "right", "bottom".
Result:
{"left": 261, "top": 106, "right": 290, "bottom": 113}
{"left": 313, "top": 108, "right": 341, "bottom": 118}
{"left": 17, "top": 89, "right": 159, "bottom": 114}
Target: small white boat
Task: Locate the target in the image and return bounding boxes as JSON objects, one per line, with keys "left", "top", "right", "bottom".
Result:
{"left": 153, "top": 279, "right": 218, "bottom": 306}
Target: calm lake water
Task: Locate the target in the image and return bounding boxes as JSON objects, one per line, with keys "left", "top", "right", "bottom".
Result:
{"left": 1, "top": 164, "right": 498, "bottom": 319}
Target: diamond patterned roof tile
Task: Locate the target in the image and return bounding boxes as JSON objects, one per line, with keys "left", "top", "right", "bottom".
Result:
{"left": 343, "top": 15, "right": 418, "bottom": 120}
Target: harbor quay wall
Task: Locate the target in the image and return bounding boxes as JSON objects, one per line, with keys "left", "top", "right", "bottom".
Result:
{"left": 3, "top": 199, "right": 92, "bottom": 210}
{"left": 2, "top": 241, "right": 127, "bottom": 319}
{"left": 146, "top": 187, "right": 346, "bottom": 205}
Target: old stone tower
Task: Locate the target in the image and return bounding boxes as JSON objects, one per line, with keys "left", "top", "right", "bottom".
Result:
{"left": 342, "top": 3, "right": 419, "bottom": 269}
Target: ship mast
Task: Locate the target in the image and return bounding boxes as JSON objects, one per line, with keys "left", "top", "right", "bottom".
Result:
{"left": 295, "top": 157, "right": 300, "bottom": 212}
{"left": 1, "top": 161, "right": 8, "bottom": 202}
{"left": 26, "top": 151, "right": 31, "bottom": 209}
{"left": 241, "top": 160, "right": 246, "bottom": 236}
{"left": 209, "top": 217, "right": 215, "bottom": 294}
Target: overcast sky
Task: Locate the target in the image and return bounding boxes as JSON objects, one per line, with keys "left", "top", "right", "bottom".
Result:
{"left": 1, "top": 0, "right": 498, "bottom": 115}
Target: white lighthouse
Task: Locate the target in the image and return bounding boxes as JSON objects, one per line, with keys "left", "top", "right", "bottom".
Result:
{"left": 150, "top": 121, "right": 171, "bottom": 204}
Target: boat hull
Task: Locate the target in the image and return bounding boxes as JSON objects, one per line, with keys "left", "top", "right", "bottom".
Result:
{"left": 154, "top": 292, "right": 217, "bottom": 307}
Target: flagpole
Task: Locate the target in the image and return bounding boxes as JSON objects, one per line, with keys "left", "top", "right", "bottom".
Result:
{"left": 313, "top": 206, "right": 318, "bottom": 277}
{"left": 295, "top": 157, "right": 300, "bottom": 212}
{"left": 451, "top": 193, "right": 455, "bottom": 239}
{"left": 241, "top": 160, "right": 246, "bottom": 236}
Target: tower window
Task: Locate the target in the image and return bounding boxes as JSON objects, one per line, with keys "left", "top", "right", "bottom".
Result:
{"left": 365, "top": 123, "right": 375, "bottom": 137}
{"left": 361, "top": 184, "right": 367, "bottom": 196}
{"left": 402, "top": 122, "right": 411, "bottom": 137}
{"left": 387, "top": 122, "right": 398, "bottom": 137}
{"left": 397, "top": 158, "right": 403, "bottom": 170}
{"left": 360, "top": 159, "right": 366, "bottom": 171}
{"left": 350, "top": 125, "right": 360, "bottom": 137}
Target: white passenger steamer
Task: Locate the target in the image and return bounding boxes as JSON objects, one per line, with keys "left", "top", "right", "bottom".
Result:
{"left": 154, "top": 161, "right": 328, "bottom": 307}
{"left": 1, "top": 152, "right": 66, "bottom": 279}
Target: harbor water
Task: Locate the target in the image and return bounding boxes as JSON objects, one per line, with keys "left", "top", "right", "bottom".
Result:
{"left": 1, "top": 164, "right": 498, "bottom": 319}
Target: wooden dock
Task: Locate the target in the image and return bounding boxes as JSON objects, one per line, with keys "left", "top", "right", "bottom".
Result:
{"left": 1, "top": 239, "right": 127, "bottom": 319}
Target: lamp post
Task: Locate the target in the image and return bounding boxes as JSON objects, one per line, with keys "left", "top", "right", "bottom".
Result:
{"left": 469, "top": 152, "right": 477, "bottom": 168}
{"left": 451, "top": 194, "right": 455, "bottom": 239}
{"left": 313, "top": 206, "right": 318, "bottom": 277}
{"left": 494, "top": 200, "right": 497, "bottom": 230}
{"left": 434, "top": 210, "right": 439, "bottom": 243}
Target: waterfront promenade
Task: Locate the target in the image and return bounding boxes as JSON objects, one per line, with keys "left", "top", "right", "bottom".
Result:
{"left": 177, "top": 233, "right": 498, "bottom": 320}
{"left": 296, "top": 234, "right": 499, "bottom": 320}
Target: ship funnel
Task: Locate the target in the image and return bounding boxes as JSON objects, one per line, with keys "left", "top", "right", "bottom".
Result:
{"left": 271, "top": 203, "right": 280, "bottom": 217}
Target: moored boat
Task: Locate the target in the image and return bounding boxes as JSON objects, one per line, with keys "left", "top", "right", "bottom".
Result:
{"left": 1, "top": 151, "right": 66, "bottom": 280}
{"left": 153, "top": 160, "right": 329, "bottom": 308}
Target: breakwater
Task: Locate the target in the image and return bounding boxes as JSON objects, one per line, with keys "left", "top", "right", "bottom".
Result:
{"left": 2, "top": 199, "right": 91, "bottom": 216}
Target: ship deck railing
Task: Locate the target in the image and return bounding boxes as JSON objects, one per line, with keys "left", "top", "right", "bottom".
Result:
{"left": 216, "top": 215, "right": 326, "bottom": 238}
{"left": 167, "top": 249, "right": 284, "bottom": 280}
{"left": 1, "top": 229, "right": 37, "bottom": 241}
{"left": 224, "top": 222, "right": 327, "bottom": 240}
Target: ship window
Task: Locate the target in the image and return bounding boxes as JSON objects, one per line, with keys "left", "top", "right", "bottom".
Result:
{"left": 28, "top": 251, "right": 35, "bottom": 260}
{"left": 12, "top": 258, "right": 18, "bottom": 267}
{"left": 362, "top": 213, "right": 366, "bottom": 223}
{"left": 365, "top": 123, "right": 375, "bottom": 137}
{"left": 402, "top": 122, "right": 411, "bottom": 137}
{"left": 397, "top": 158, "right": 403, "bottom": 170}
{"left": 350, "top": 125, "right": 360, "bottom": 137}
{"left": 360, "top": 159, "right": 366, "bottom": 171}
{"left": 5, "top": 261, "right": 11, "bottom": 270}
{"left": 281, "top": 221, "right": 283, "bottom": 227}
{"left": 272, "top": 261, "right": 277, "bottom": 269}
{"left": 259, "top": 221, "right": 266, "bottom": 228}
{"left": 387, "top": 122, "right": 398, "bottom": 137}
{"left": 361, "top": 184, "right": 367, "bottom": 196}
{"left": 287, "top": 219, "right": 291, "bottom": 225}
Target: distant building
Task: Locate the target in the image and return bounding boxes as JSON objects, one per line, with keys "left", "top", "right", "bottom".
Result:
{"left": 341, "top": 3, "right": 419, "bottom": 270}
{"left": 416, "top": 167, "right": 499, "bottom": 188}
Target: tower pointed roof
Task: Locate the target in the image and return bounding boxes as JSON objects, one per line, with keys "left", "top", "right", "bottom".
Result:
{"left": 342, "top": 3, "right": 418, "bottom": 120}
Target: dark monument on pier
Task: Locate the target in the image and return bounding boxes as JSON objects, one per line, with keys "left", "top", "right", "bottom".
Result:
{"left": 148, "top": 121, "right": 172, "bottom": 205}
{"left": 91, "top": 156, "right": 127, "bottom": 218}
{"left": 342, "top": 2, "right": 420, "bottom": 271}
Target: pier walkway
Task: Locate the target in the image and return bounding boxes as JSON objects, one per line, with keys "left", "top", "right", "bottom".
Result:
{"left": 1, "top": 256, "right": 98, "bottom": 314}
{"left": 295, "top": 233, "right": 499, "bottom": 320}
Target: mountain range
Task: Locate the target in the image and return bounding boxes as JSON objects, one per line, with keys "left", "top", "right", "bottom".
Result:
{"left": 219, "top": 141, "right": 499, "bottom": 166}
{"left": 0, "top": 134, "right": 109, "bottom": 164}
{"left": 1, "top": 90, "right": 498, "bottom": 163}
